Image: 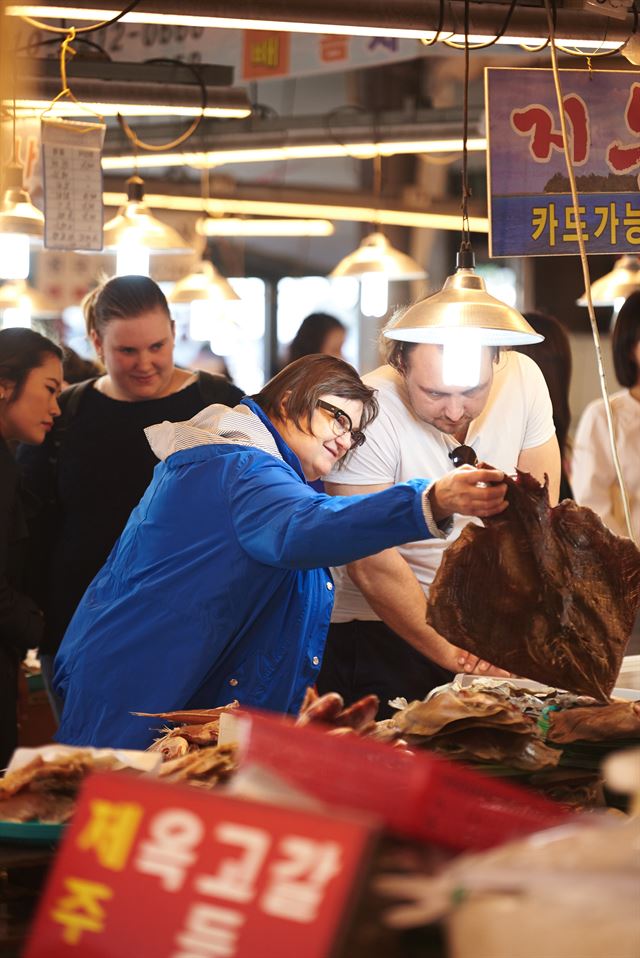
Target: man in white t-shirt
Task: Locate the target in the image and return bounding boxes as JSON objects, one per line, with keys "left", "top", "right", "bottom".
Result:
{"left": 317, "top": 331, "right": 560, "bottom": 717}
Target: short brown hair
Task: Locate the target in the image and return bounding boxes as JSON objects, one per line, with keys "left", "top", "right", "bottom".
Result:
{"left": 253, "top": 354, "right": 378, "bottom": 436}
{"left": 380, "top": 307, "right": 501, "bottom": 374}
{"left": 613, "top": 291, "right": 640, "bottom": 388}
{"left": 83, "top": 275, "right": 171, "bottom": 338}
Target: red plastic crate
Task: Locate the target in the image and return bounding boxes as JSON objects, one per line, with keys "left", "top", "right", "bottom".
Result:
{"left": 232, "top": 709, "right": 574, "bottom": 851}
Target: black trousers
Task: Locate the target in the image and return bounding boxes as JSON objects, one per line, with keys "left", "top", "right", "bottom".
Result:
{"left": 0, "top": 644, "right": 19, "bottom": 770}
{"left": 317, "top": 619, "right": 454, "bottom": 720}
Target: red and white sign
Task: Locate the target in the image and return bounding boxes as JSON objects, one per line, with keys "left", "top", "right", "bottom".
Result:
{"left": 24, "top": 772, "right": 376, "bottom": 958}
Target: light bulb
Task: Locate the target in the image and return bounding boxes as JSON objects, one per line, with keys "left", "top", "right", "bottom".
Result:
{"left": 360, "top": 273, "right": 389, "bottom": 318}
{"left": 189, "top": 299, "right": 219, "bottom": 341}
{"left": 116, "top": 237, "right": 150, "bottom": 277}
{"left": 0, "top": 233, "right": 30, "bottom": 280}
{"left": 2, "top": 299, "right": 32, "bottom": 329}
{"left": 441, "top": 331, "right": 483, "bottom": 388}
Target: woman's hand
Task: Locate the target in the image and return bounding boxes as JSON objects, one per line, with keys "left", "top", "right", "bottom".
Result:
{"left": 429, "top": 466, "right": 508, "bottom": 521}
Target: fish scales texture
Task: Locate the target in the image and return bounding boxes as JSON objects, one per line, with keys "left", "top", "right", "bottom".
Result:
{"left": 426, "top": 470, "right": 640, "bottom": 700}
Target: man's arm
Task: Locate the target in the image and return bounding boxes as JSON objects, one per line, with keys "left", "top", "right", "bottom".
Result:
{"left": 517, "top": 434, "right": 561, "bottom": 506}
{"left": 326, "top": 480, "right": 506, "bottom": 676}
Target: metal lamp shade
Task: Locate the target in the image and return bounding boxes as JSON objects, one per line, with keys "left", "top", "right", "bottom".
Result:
{"left": 576, "top": 255, "right": 640, "bottom": 307}
{"left": 0, "top": 279, "right": 58, "bottom": 315}
{"left": 103, "top": 200, "right": 190, "bottom": 252}
{"left": 385, "top": 267, "right": 543, "bottom": 346}
{"left": 330, "top": 231, "right": 426, "bottom": 280}
{"left": 0, "top": 187, "right": 44, "bottom": 238}
{"left": 169, "top": 260, "right": 239, "bottom": 303}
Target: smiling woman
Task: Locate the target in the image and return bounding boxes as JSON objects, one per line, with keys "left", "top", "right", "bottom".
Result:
{"left": 0, "top": 328, "right": 63, "bottom": 767}
{"left": 16, "top": 275, "right": 244, "bottom": 721}
{"left": 50, "top": 354, "right": 508, "bottom": 749}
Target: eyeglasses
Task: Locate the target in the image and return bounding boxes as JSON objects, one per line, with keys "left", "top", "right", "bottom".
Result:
{"left": 316, "top": 399, "right": 366, "bottom": 448}
{"left": 448, "top": 444, "right": 478, "bottom": 468}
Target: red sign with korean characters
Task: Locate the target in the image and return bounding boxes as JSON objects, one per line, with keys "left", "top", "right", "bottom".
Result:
{"left": 24, "top": 772, "right": 377, "bottom": 958}
{"left": 485, "top": 68, "right": 640, "bottom": 257}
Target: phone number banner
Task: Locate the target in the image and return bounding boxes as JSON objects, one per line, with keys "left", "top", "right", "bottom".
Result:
{"left": 24, "top": 772, "right": 376, "bottom": 958}
{"left": 485, "top": 67, "right": 640, "bottom": 257}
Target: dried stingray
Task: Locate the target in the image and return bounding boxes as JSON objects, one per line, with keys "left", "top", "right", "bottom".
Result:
{"left": 426, "top": 470, "right": 640, "bottom": 701}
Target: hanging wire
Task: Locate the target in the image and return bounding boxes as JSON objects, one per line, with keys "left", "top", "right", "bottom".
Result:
{"left": 19, "top": 0, "right": 141, "bottom": 36}
{"left": 419, "top": 0, "right": 446, "bottom": 48}
{"left": 444, "top": 0, "right": 520, "bottom": 50}
{"left": 542, "top": 0, "right": 635, "bottom": 543}
{"left": 39, "top": 27, "right": 105, "bottom": 123}
{"left": 459, "top": 0, "right": 472, "bottom": 254}
{"left": 116, "top": 58, "right": 207, "bottom": 152}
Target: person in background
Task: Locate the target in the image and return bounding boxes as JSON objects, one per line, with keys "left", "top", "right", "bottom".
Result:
{"left": 61, "top": 346, "right": 102, "bottom": 387}
{"left": 18, "top": 275, "right": 243, "bottom": 720}
{"left": 53, "top": 355, "right": 508, "bottom": 749}
{"left": 0, "top": 329, "right": 62, "bottom": 767}
{"left": 572, "top": 291, "right": 640, "bottom": 540}
{"left": 515, "top": 311, "right": 573, "bottom": 500}
{"left": 318, "top": 311, "right": 560, "bottom": 718}
{"left": 288, "top": 312, "right": 347, "bottom": 363}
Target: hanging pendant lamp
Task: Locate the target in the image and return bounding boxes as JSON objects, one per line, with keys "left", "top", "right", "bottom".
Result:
{"left": 0, "top": 162, "right": 44, "bottom": 280}
{"left": 385, "top": 247, "right": 542, "bottom": 347}
{"left": 103, "top": 175, "right": 191, "bottom": 275}
{"left": 330, "top": 230, "right": 426, "bottom": 280}
{"left": 169, "top": 259, "right": 239, "bottom": 305}
{"left": 576, "top": 255, "right": 640, "bottom": 307}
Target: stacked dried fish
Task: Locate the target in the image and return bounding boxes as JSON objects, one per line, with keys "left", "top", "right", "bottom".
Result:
{"left": 134, "top": 703, "right": 241, "bottom": 788}
{"left": 295, "top": 688, "right": 380, "bottom": 734}
{"left": 387, "top": 688, "right": 562, "bottom": 771}
{"left": 0, "top": 752, "right": 121, "bottom": 824}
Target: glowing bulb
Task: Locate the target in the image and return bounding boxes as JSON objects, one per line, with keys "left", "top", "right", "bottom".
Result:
{"left": 116, "top": 237, "right": 150, "bottom": 276}
{"left": 189, "top": 299, "right": 221, "bottom": 341}
{"left": 442, "top": 331, "right": 483, "bottom": 388}
{"left": 0, "top": 233, "right": 30, "bottom": 280}
{"left": 360, "top": 273, "right": 389, "bottom": 318}
{"left": 2, "top": 298, "right": 32, "bottom": 329}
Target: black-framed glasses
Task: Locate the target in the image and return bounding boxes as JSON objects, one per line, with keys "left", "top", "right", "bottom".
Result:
{"left": 316, "top": 399, "right": 366, "bottom": 448}
{"left": 448, "top": 444, "right": 478, "bottom": 468}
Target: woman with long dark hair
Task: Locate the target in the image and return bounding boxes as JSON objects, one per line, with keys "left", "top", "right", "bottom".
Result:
{"left": 0, "top": 328, "right": 62, "bottom": 766}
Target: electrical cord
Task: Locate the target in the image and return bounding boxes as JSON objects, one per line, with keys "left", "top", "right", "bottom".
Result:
{"left": 443, "top": 0, "right": 520, "bottom": 50}
{"left": 116, "top": 57, "right": 207, "bottom": 152}
{"left": 542, "top": 0, "right": 635, "bottom": 543}
{"left": 19, "top": 0, "right": 141, "bottom": 36}
{"left": 419, "top": 0, "right": 447, "bottom": 48}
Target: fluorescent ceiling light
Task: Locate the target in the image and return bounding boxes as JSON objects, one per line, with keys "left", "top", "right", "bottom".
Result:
{"left": 197, "top": 218, "right": 334, "bottom": 237}
{"left": 101, "top": 138, "right": 487, "bottom": 172}
{"left": 103, "top": 191, "right": 489, "bottom": 234}
{"left": 14, "top": 100, "right": 251, "bottom": 119}
{"left": 6, "top": 6, "right": 629, "bottom": 48}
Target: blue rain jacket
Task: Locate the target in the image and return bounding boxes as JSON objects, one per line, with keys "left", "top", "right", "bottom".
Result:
{"left": 54, "top": 399, "right": 435, "bottom": 748}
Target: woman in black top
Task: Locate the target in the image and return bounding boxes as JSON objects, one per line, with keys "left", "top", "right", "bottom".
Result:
{"left": 18, "top": 275, "right": 243, "bottom": 719}
{"left": 0, "top": 328, "right": 63, "bottom": 767}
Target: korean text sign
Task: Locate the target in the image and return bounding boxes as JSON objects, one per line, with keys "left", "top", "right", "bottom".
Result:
{"left": 485, "top": 68, "right": 640, "bottom": 257}
{"left": 24, "top": 772, "right": 375, "bottom": 958}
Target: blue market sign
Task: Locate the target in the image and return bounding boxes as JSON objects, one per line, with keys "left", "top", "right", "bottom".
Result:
{"left": 485, "top": 68, "right": 640, "bottom": 257}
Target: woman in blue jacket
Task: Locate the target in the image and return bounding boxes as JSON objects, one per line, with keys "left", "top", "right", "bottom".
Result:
{"left": 54, "top": 355, "right": 508, "bottom": 748}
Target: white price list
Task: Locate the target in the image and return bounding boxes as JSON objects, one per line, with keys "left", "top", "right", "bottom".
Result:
{"left": 41, "top": 116, "right": 106, "bottom": 251}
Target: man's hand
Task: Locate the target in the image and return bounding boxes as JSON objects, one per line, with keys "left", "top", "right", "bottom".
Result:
{"left": 429, "top": 466, "right": 508, "bottom": 521}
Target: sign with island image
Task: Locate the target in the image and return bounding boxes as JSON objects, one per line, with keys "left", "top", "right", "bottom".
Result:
{"left": 485, "top": 68, "right": 640, "bottom": 257}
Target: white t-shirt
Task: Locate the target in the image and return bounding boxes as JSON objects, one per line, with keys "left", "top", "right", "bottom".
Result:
{"left": 572, "top": 389, "right": 640, "bottom": 540}
{"left": 328, "top": 350, "right": 556, "bottom": 621}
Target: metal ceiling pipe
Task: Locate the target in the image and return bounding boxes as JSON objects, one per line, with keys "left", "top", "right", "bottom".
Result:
{"left": 5, "top": 0, "right": 636, "bottom": 43}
